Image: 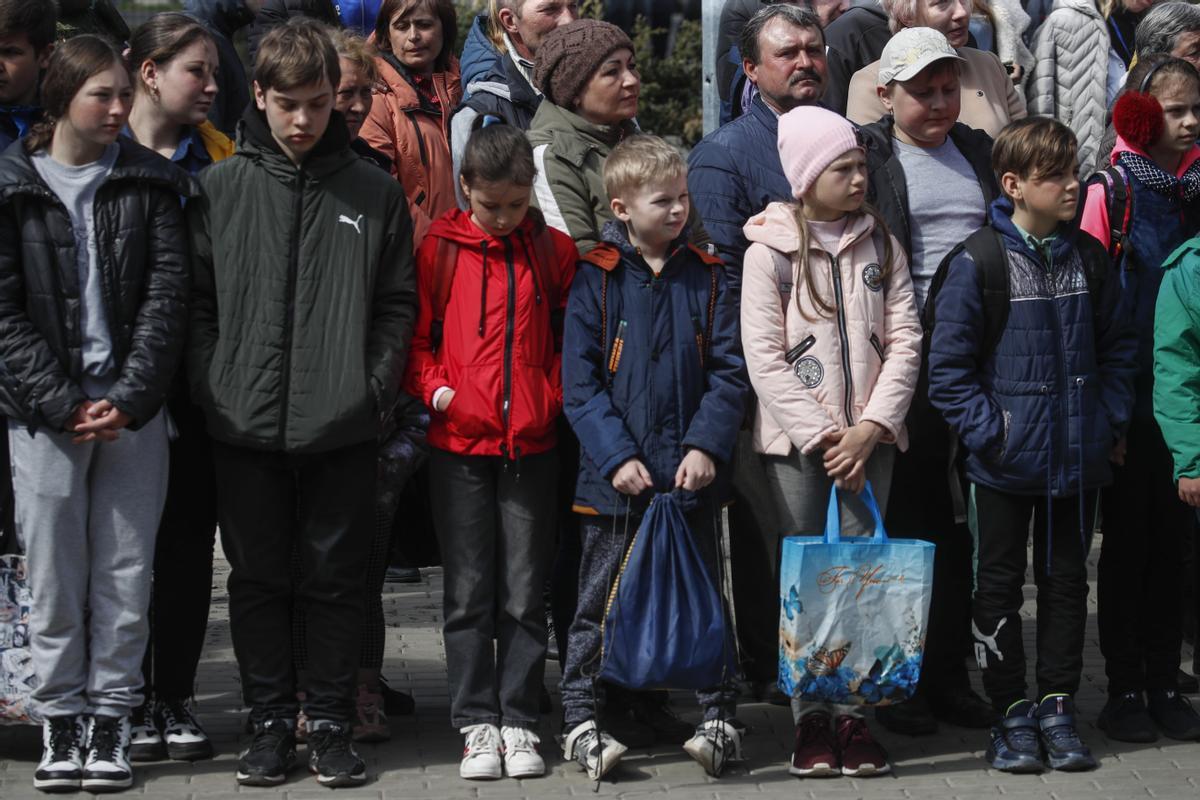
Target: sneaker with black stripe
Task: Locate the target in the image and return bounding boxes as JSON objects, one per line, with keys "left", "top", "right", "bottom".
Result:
{"left": 236, "top": 719, "right": 296, "bottom": 786}
{"left": 33, "top": 716, "right": 85, "bottom": 793}
{"left": 81, "top": 715, "right": 133, "bottom": 792}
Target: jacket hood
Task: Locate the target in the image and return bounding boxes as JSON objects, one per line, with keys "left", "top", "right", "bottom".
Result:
{"left": 234, "top": 103, "right": 356, "bottom": 179}
{"left": 460, "top": 13, "right": 502, "bottom": 91}
{"left": 847, "top": 0, "right": 886, "bottom": 19}
{"left": 427, "top": 206, "right": 547, "bottom": 248}
{"left": 0, "top": 135, "right": 198, "bottom": 203}
{"left": 183, "top": 0, "right": 252, "bottom": 35}
{"left": 599, "top": 218, "right": 695, "bottom": 267}
{"left": 374, "top": 51, "right": 462, "bottom": 112}
{"left": 743, "top": 201, "right": 877, "bottom": 255}
{"left": 465, "top": 52, "right": 538, "bottom": 109}
{"left": 531, "top": 100, "right": 636, "bottom": 150}
{"left": 1051, "top": 0, "right": 1101, "bottom": 18}
{"left": 1110, "top": 134, "right": 1200, "bottom": 176}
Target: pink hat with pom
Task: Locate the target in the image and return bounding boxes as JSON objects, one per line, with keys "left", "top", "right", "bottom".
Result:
{"left": 777, "top": 105, "right": 863, "bottom": 200}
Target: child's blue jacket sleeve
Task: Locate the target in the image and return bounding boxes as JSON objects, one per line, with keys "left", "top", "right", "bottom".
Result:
{"left": 927, "top": 249, "right": 1006, "bottom": 459}
{"left": 562, "top": 264, "right": 642, "bottom": 479}
{"left": 681, "top": 267, "right": 748, "bottom": 464}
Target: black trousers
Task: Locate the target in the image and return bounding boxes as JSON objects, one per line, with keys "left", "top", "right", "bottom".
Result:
{"left": 885, "top": 383, "right": 974, "bottom": 694}
{"left": 213, "top": 439, "right": 376, "bottom": 724}
{"left": 1098, "top": 417, "right": 1192, "bottom": 695}
{"left": 972, "top": 484, "right": 1097, "bottom": 711}
{"left": 141, "top": 400, "right": 218, "bottom": 701}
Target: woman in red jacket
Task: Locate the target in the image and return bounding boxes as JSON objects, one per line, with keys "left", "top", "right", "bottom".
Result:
{"left": 404, "top": 123, "right": 576, "bottom": 781}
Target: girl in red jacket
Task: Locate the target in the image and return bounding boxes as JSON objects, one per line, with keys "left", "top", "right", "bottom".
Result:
{"left": 404, "top": 123, "right": 576, "bottom": 781}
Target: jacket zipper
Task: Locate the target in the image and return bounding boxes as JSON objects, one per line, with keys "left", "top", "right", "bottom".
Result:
{"left": 1045, "top": 256, "right": 1070, "bottom": 493}
{"left": 405, "top": 112, "right": 429, "bottom": 168}
{"left": 830, "top": 254, "right": 855, "bottom": 424}
{"left": 93, "top": 184, "right": 125, "bottom": 366}
{"left": 501, "top": 237, "right": 517, "bottom": 452}
{"left": 869, "top": 332, "right": 885, "bottom": 361}
{"left": 278, "top": 168, "right": 304, "bottom": 446}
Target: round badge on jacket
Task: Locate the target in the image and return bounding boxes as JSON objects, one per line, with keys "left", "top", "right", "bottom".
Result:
{"left": 794, "top": 356, "right": 823, "bottom": 388}
{"left": 862, "top": 263, "right": 883, "bottom": 292}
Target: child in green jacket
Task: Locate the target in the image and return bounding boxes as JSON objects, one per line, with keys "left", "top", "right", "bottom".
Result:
{"left": 1154, "top": 237, "right": 1200, "bottom": 509}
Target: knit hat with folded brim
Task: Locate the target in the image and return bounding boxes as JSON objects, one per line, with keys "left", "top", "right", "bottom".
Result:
{"left": 533, "top": 19, "right": 635, "bottom": 111}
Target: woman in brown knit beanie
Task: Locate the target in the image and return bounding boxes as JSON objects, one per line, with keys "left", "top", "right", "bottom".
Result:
{"left": 527, "top": 18, "right": 640, "bottom": 254}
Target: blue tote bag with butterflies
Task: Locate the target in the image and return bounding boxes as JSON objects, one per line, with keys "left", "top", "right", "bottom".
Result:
{"left": 778, "top": 482, "right": 934, "bottom": 705}
{"left": 600, "top": 493, "right": 736, "bottom": 691}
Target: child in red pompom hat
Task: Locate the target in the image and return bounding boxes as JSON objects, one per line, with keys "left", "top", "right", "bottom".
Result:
{"left": 1079, "top": 53, "right": 1200, "bottom": 745}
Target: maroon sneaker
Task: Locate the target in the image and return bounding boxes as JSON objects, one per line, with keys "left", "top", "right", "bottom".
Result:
{"left": 836, "top": 715, "right": 891, "bottom": 776}
{"left": 789, "top": 711, "right": 839, "bottom": 777}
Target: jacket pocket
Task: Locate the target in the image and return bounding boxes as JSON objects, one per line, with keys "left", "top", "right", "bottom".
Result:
{"left": 785, "top": 334, "right": 816, "bottom": 365}
{"left": 869, "top": 333, "right": 885, "bottom": 362}
{"left": 443, "top": 377, "right": 500, "bottom": 440}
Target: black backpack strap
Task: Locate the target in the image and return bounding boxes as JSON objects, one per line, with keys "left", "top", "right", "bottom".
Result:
{"left": 922, "top": 226, "right": 1010, "bottom": 361}
{"left": 1075, "top": 232, "right": 1111, "bottom": 328}
{"left": 1092, "top": 165, "right": 1132, "bottom": 266}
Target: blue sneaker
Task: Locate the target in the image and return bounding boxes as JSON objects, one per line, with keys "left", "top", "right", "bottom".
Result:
{"left": 986, "top": 700, "right": 1044, "bottom": 773}
{"left": 1036, "top": 694, "right": 1096, "bottom": 771}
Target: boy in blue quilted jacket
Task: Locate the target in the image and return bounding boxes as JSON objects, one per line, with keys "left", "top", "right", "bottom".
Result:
{"left": 927, "top": 117, "right": 1136, "bottom": 775}
{"left": 560, "top": 135, "right": 749, "bottom": 782}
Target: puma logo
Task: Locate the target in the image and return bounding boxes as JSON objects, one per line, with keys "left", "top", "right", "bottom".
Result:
{"left": 338, "top": 213, "right": 364, "bottom": 234}
{"left": 972, "top": 618, "right": 1007, "bottom": 668}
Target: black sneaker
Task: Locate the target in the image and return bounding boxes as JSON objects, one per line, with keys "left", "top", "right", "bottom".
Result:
{"left": 157, "top": 699, "right": 214, "bottom": 761}
{"left": 875, "top": 694, "right": 938, "bottom": 736}
{"left": 34, "top": 716, "right": 85, "bottom": 793}
{"left": 985, "top": 700, "right": 1043, "bottom": 774}
{"left": 1098, "top": 692, "right": 1157, "bottom": 743}
{"left": 82, "top": 715, "right": 134, "bottom": 792}
{"left": 1147, "top": 689, "right": 1200, "bottom": 740}
{"left": 307, "top": 722, "right": 367, "bottom": 787}
{"left": 929, "top": 687, "right": 995, "bottom": 729}
{"left": 1036, "top": 694, "right": 1096, "bottom": 771}
{"left": 236, "top": 719, "right": 297, "bottom": 786}
{"left": 128, "top": 703, "right": 166, "bottom": 762}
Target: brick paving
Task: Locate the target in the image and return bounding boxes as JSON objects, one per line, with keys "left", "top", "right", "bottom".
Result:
{"left": 2, "top": 540, "right": 1199, "bottom": 799}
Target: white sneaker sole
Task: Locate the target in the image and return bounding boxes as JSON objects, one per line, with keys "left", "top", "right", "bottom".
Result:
{"left": 504, "top": 760, "right": 545, "bottom": 778}
{"left": 787, "top": 761, "right": 840, "bottom": 777}
{"left": 460, "top": 760, "right": 502, "bottom": 780}
{"left": 32, "top": 776, "right": 81, "bottom": 792}
{"left": 236, "top": 770, "right": 287, "bottom": 786}
{"left": 80, "top": 775, "right": 134, "bottom": 793}
{"left": 841, "top": 762, "right": 891, "bottom": 777}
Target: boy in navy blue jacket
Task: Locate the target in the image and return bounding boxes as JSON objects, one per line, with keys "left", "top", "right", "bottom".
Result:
{"left": 0, "top": 0, "right": 53, "bottom": 151}
{"left": 561, "top": 135, "right": 748, "bottom": 781}
{"left": 927, "top": 117, "right": 1137, "bottom": 775}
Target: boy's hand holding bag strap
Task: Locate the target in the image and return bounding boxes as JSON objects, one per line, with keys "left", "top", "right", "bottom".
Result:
{"left": 778, "top": 480, "right": 935, "bottom": 706}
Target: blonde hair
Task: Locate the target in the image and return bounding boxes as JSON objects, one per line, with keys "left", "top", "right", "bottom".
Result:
{"left": 789, "top": 202, "right": 896, "bottom": 321}
{"left": 329, "top": 28, "right": 378, "bottom": 83}
{"left": 603, "top": 134, "right": 687, "bottom": 201}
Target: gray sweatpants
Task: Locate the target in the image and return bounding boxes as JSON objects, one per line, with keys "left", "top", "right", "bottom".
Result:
{"left": 761, "top": 444, "right": 895, "bottom": 723}
{"left": 10, "top": 413, "right": 169, "bottom": 718}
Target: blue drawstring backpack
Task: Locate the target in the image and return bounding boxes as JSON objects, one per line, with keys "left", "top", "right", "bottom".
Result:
{"left": 600, "top": 494, "right": 735, "bottom": 691}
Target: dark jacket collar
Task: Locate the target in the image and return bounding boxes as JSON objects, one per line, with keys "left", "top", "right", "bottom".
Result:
{"left": 0, "top": 135, "right": 198, "bottom": 203}
{"left": 988, "top": 196, "right": 1081, "bottom": 264}
{"left": 235, "top": 103, "right": 356, "bottom": 179}
{"left": 600, "top": 218, "right": 694, "bottom": 276}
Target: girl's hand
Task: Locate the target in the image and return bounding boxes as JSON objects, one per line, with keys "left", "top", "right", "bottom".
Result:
{"left": 434, "top": 388, "right": 456, "bottom": 413}
{"left": 675, "top": 449, "right": 716, "bottom": 492}
{"left": 1180, "top": 476, "right": 1200, "bottom": 507}
{"left": 612, "top": 458, "right": 653, "bottom": 496}
{"left": 71, "top": 399, "right": 130, "bottom": 443}
{"left": 823, "top": 421, "right": 884, "bottom": 479}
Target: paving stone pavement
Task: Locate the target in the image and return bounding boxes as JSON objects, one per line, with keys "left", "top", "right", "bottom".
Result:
{"left": 3, "top": 539, "right": 1200, "bottom": 799}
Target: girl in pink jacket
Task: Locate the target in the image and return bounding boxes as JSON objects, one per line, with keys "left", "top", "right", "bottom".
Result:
{"left": 740, "top": 105, "right": 922, "bottom": 778}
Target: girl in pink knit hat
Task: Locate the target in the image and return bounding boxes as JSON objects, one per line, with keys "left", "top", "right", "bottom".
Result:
{"left": 739, "top": 104, "right": 923, "bottom": 779}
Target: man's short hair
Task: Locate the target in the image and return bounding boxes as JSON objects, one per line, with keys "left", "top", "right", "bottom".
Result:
{"left": 1136, "top": 2, "right": 1200, "bottom": 58}
{"left": 739, "top": 4, "right": 823, "bottom": 66}
{"left": 603, "top": 134, "right": 687, "bottom": 201}
{"left": 0, "top": 0, "right": 56, "bottom": 52}
{"left": 991, "top": 117, "right": 1077, "bottom": 191}
{"left": 253, "top": 18, "right": 340, "bottom": 93}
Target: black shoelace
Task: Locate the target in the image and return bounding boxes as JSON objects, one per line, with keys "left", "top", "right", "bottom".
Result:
{"left": 90, "top": 720, "right": 119, "bottom": 761}
{"left": 162, "top": 701, "right": 198, "bottom": 734}
{"left": 47, "top": 720, "right": 76, "bottom": 761}
{"left": 312, "top": 725, "right": 351, "bottom": 758}
{"left": 249, "top": 722, "right": 290, "bottom": 754}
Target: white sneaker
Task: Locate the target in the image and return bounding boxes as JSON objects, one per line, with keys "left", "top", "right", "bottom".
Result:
{"left": 128, "top": 704, "right": 165, "bottom": 762}
{"left": 683, "top": 719, "right": 744, "bottom": 777}
{"left": 562, "top": 720, "right": 626, "bottom": 781}
{"left": 500, "top": 726, "right": 544, "bottom": 778}
{"left": 82, "top": 715, "right": 133, "bottom": 792}
{"left": 33, "top": 716, "right": 85, "bottom": 792}
{"left": 459, "top": 724, "right": 502, "bottom": 780}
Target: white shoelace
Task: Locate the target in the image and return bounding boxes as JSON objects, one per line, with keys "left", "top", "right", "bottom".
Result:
{"left": 501, "top": 727, "right": 540, "bottom": 755}
{"left": 463, "top": 725, "right": 500, "bottom": 759}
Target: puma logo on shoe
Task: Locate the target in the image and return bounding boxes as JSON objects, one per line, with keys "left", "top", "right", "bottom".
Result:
{"left": 338, "top": 214, "right": 364, "bottom": 234}
{"left": 972, "top": 618, "right": 1007, "bottom": 667}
